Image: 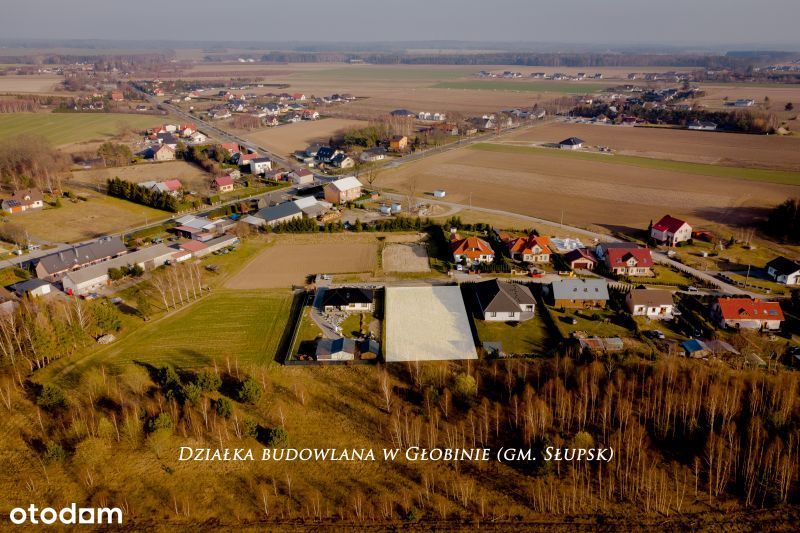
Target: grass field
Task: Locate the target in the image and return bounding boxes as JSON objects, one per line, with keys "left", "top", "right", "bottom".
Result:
{"left": 295, "top": 66, "right": 476, "bottom": 81}
{"left": 46, "top": 289, "right": 293, "bottom": 386}
{"left": 70, "top": 160, "right": 214, "bottom": 194}
{"left": 470, "top": 143, "right": 800, "bottom": 185}
{"left": 0, "top": 112, "right": 160, "bottom": 146}
{"left": 474, "top": 315, "right": 550, "bottom": 355}
{"left": 0, "top": 75, "right": 63, "bottom": 93}
{"left": 244, "top": 118, "right": 369, "bottom": 156}
{"left": 433, "top": 80, "right": 611, "bottom": 93}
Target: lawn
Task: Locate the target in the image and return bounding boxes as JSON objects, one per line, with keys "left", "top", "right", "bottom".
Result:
{"left": 43, "top": 289, "right": 293, "bottom": 387}
{"left": 0, "top": 112, "right": 161, "bottom": 146}
{"left": 340, "top": 312, "right": 373, "bottom": 337}
{"left": 549, "top": 306, "right": 632, "bottom": 338}
{"left": 469, "top": 143, "right": 800, "bottom": 186}
{"left": 296, "top": 67, "right": 475, "bottom": 81}
{"left": 290, "top": 307, "right": 323, "bottom": 358}
{"left": 474, "top": 315, "right": 551, "bottom": 355}
{"left": 433, "top": 80, "right": 611, "bottom": 94}
{"left": 630, "top": 265, "right": 693, "bottom": 287}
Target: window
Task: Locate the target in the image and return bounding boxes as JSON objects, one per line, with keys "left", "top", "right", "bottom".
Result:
{"left": 489, "top": 312, "right": 497, "bottom": 318}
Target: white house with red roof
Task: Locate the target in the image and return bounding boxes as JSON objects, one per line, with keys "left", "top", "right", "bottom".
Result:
{"left": 505, "top": 234, "right": 552, "bottom": 263}
{"left": 213, "top": 176, "right": 235, "bottom": 193}
{"left": 651, "top": 215, "right": 692, "bottom": 246}
{"left": 451, "top": 235, "right": 495, "bottom": 266}
{"left": 289, "top": 168, "right": 314, "bottom": 185}
{"left": 605, "top": 247, "right": 653, "bottom": 276}
{"left": 711, "top": 297, "right": 784, "bottom": 330}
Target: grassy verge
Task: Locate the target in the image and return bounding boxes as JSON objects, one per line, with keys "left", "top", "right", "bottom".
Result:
{"left": 469, "top": 143, "right": 800, "bottom": 186}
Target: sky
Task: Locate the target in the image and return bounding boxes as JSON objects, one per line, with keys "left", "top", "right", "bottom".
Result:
{"left": 1, "top": 0, "right": 799, "bottom": 48}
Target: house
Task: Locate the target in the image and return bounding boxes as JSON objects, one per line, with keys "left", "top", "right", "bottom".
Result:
{"left": 153, "top": 179, "right": 182, "bottom": 196}
{"left": 389, "top": 136, "right": 408, "bottom": 151}
{"left": 595, "top": 242, "right": 642, "bottom": 260}
{"left": 559, "top": 137, "right": 584, "bottom": 150}
{"left": 605, "top": 247, "right": 654, "bottom": 276}
{"left": 155, "top": 133, "right": 178, "bottom": 149}
{"left": 152, "top": 144, "right": 176, "bottom": 161}
{"left": 389, "top": 109, "right": 415, "bottom": 118}
{"left": 451, "top": 235, "right": 494, "bottom": 265}
{"left": 733, "top": 98, "right": 755, "bottom": 107}
{"left": 316, "top": 337, "right": 357, "bottom": 361}
{"left": 2, "top": 188, "right": 44, "bottom": 214}
{"left": 110, "top": 91, "right": 124, "bottom": 102}
{"left": 210, "top": 108, "right": 231, "bottom": 120}
{"left": 472, "top": 279, "right": 536, "bottom": 322}
{"left": 315, "top": 146, "right": 339, "bottom": 163}
{"left": 626, "top": 289, "right": 675, "bottom": 319}
{"left": 238, "top": 153, "right": 261, "bottom": 166}
{"left": 212, "top": 176, "right": 235, "bottom": 193}
{"left": 218, "top": 143, "right": 240, "bottom": 156}
{"left": 189, "top": 131, "right": 208, "bottom": 143}
{"left": 651, "top": 215, "right": 692, "bottom": 246}
{"left": 249, "top": 157, "right": 272, "bottom": 175}
{"left": 330, "top": 153, "right": 355, "bottom": 169}
{"left": 324, "top": 176, "right": 363, "bottom": 204}
{"left": 688, "top": 120, "right": 717, "bottom": 131}
{"left": 545, "top": 278, "right": 609, "bottom": 308}
{"left": 765, "top": 257, "right": 800, "bottom": 285}
{"left": 289, "top": 168, "right": 314, "bottom": 185}
{"left": 254, "top": 202, "right": 303, "bottom": 227}
{"left": 360, "top": 146, "right": 387, "bottom": 162}
{"left": 35, "top": 236, "right": 127, "bottom": 281}
{"left": 10, "top": 279, "right": 53, "bottom": 298}
{"left": 711, "top": 298, "right": 784, "bottom": 330}
{"left": 506, "top": 234, "right": 552, "bottom": 263}
{"left": 563, "top": 248, "right": 598, "bottom": 270}
{"left": 321, "top": 287, "right": 374, "bottom": 312}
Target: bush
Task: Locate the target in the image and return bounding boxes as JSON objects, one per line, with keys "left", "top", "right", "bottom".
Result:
{"left": 215, "top": 397, "right": 233, "bottom": 418}
{"left": 453, "top": 373, "right": 477, "bottom": 401}
{"left": 195, "top": 370, "right": 222, "bottom": 392}
{"left": 37, "top": 384, "right": 67, "bottom": 410}
{"left": 147, "top": 412, "right": 173, "bottom": 433}
{"left": 263, "top": 426, "right": 288, "bottom": 447}
{"left": 43, "top": 442, "right": 66, "bottom": 463}
{"left": 181, "top": 382, "right": 202, "bottom": 406}
{"left": 243, "top": 418, "right": 258, "bottom": 438}
{"left": 238, "top": 378, "right": 263, "bottom": 404}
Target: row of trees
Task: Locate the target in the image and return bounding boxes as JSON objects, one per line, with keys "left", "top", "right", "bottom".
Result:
{"left": 765, "top": 198, "right": 800, "bottom": 243}
{"left": 106, "top": 177, "right": 182, "bottom": 212}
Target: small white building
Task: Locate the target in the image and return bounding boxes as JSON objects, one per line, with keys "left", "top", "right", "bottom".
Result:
{"left": 559, "top": 137, "right": 584, "bottom": 150}
{"left": 626, "top": 289, "right": 675, "bottom": 319}
{"left": 249, "top": 157, "right": 272, "bottom": 175}
{"left": 289, "top": 169, "right": 314, "bottom": 185}
{"left": 650, "top": 215, "right": 692, "bottom": 246}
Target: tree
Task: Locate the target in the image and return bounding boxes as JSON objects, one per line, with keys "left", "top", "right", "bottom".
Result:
{"left": 37, "top": 384, "right": 67, "bottom": 410}
{"left": 215, "top": 397, "right": 233, "bottom": 418}
{"left": 135, "top": 289, "right": 152, "bottom": 319}
{"left": 238, "top": 378, "right": 263, "bottom": 404}
{"left": 97, "top": 142, "right": 133, "bottom": 167}
{"left": 196, "top": 369, "right": 222, "bottom": 392}
{"left": 786, "top": 102, "right": 794, "bottom": 111}
{"left": 264, "top": 427, "right": 288, "bottom": 447}
{"left": 453, "top": 373, "right": 477, "bottom": 402}
{"left": 147, "top": 412, "right": 173, "bottom": 433}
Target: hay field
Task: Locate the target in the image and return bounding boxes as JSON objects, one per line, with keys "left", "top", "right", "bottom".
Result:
{"left": 0, "top": 74, "right": 62, "bottom": 93}
{"left": 376, "top": 144, "right": 800, "bottom": 231}
{"left": 383, "top": 243, "right": 430, "bottom": 272}
{"left": 70, "top": 161, "right": 214, "bottom": 194}
{"left": 244, "top": 118, "right": 368, "bottom": 155}
{"left": 0, "top": 112, "right": 160, "bottom": 146}
{"left": 696, "top": 84, "right": 800, "bottom": 123}
{"left": 502, "top": 122, "right": 800, "bottom": 171}
{"left": 225, "top": 235, "right": 378, "bottom": 288}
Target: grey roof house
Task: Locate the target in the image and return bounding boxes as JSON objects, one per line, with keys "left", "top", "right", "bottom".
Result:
{"left": 35, "top": 237, "right": 127, "bottom": 281}
{"left": 473, "top": 279, "right": 536, "bottom": 322}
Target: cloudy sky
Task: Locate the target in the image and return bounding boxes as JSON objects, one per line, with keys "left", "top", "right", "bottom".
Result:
{"left": 1, "top": 0, "right": 798, "bottom": 47}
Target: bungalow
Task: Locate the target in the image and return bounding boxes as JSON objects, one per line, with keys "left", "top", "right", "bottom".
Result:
{"left": 153, "top": 179, "right": 182, "bottom": 196}
{"left": 254, "top": 202, "right": 303, "bottom": 227}
{"left": 389, "top": 136, "right": 408, "bottom": 151}
{"left": 605, "top": 247, "right": 654, "bottom": 276}
{"left": 473, "top": 279, "right": 536, "bottom": 322}
{"left": 360, "top": 146, "right": 387, "bottom": 162}
{"left": 35, "top": 236, "right": 127, "bottom": 281}
{"left": 210, "top": 108, "right": 231, "bottom": 120}
{"left": 10, "top": 279, "right": 53, "bottom": 298}
{"left": 316, "top": 337, "right": 357, "bottom": 361}
{"left": 324, "top": 176, "right": 363, "bottom": 204}
{"left": 289, "top": 168, "right": 315, "bottom": 186}
{"left": 626, "top": 289, "right": 675, "bottom": 319}
{"left": 506, "top": 234, "right": 552, "bottom": 263}
{"left": 559, "top": 137, "right": 584, "bottom": 150}
{"left": 765, "top": 257, "right": 800, "bottom": 285}
{"left": 218, "top": 143, "right": 240, "bottom": 156}
{"left": 545, "top": 278, "right": 609, "bottom": 308}
{"left": 563, "top": 248, "right": 598, "bottom": 270}
{"left": 2, "top": 188, "right": 44, "bottom": 214}
{"left": 212, "top": 176, "right": 235, "bottom": 193}
{"left": 389, "top": 109, "right": 415, "bottom": 118}
{"left": 451, "top": 235, "right": 495, "bottom": 265}
{"left": 152, "top": 144, "right": 176, "bottom": 161}
{"left": 249, "top": 157, "right": 273, "bottom": 175}
{"left": 711, "top": 297, "right": 784, "bottom": 331}
{"left": 651, "top": 215, "right": 692, "bottom": 246}
{"left": 321, "top": 287, "right": 374, "bottom": 313}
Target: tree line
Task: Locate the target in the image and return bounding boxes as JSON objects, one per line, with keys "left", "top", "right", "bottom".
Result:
{"left": 106, "top": 177, "right": 182, "bottom": 212}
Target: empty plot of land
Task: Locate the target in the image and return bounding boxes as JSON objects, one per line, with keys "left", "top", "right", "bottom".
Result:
{"left": 225, "top": 239, "right": 378, "bottom": 288}
{"left": 0, "top": 75, "right": 62, "bottom": 93}
{"left": 377, "top": 145, "right": 800, "bottom": 231}
{"left": 504, "top": 122, "right": 800, "bottom": 171}
{"left": 696, "top": 84, "right": 800, "bottom": 123}
{"left": 0, "top": 112, "right": 160, "bottom": 147}
{"left": 71, "top": 161, "right": 214, "bottom": 194}
{"left": 384, "top": 285, "right": 477, "bottom": 362}
{"left": 244, "top": 118, "right": 368, "bottom": 155}
{"left": 383, "top": 243, "right": 430, "bottom": 272}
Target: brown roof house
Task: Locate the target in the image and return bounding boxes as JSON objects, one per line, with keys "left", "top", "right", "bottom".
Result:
{"left": 626, "top": 289, "right": 675, "bottom": 319}
{"left": 2, "top": 188, "right": 44, "bottom": 214}
{"left": 473, "top": 279, "right": 536, "bottom": 322}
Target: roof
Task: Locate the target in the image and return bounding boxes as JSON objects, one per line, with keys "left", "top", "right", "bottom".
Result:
{"left": 606, "top": 248, "right": 653, "bottom": 268}
{"left": 327, "top": 176, "right": 362, "bottom": 192}
{"left": 219, "top": 142, "right": 240, "bottom": 153}
{"left": 363, "top": 146, "right": 387, "bottom": 156}
{"left": 390, "top": 109, "right": 415, "bottom": 116}
{"left": 474, "top": 279, "right": 535, "bottom": 313}
{"left": 384, "top": 286, "right": 478, "bottom": 362}
{"left": 179, "top": 240, "right": 208, "bottom": 253}
{"left": 559, "top": 137, "right": 584, "bottom": 146}
{"left": 238, "top": 153, "right": 259, "bottom": 162}
{"left": 7, "top": 188, "right": 43, "bottom": 206}
{"left": 291, "top": 168, "right": 313, "bottom": 177}
{"left": 11, "top": 279, "right": 51, "bottom": 294}
{"left": 564, "top": 248, "right": 597, "bottom": 264}
{"left": 766, "top": 256, "right": 800, "bottom": 276}
{"left": 451, "top": 235, "right": 494, "bottom": 260}
{"left": 250, "top": 157, "right": 271, "bottom": 164}
{"left": 161, "top": 179, "right": 182, "bottom": 191}
{"left": 293, "top": 196, "right": 319, "bottom": 209}
{"left": 716, "top": 298, "right": 784, "bottom": 322}
{"left": 508, "top": 235, "right": 551, "bottom": 256}
{"left": 37, "top": 237, "right": 127, "bottom": 275}
{"left": 63, "top": 244, "right": 175, "bottom": 286}
{"left": 652, "top": 214, "right": 689, "bottom": 234}
{"left": 214, "top": 175, "right": 234, "bottom": 187}
{"left": 627, "top": 288, "right": 673, "bottom": 307}
{"left": 255, "top": 202, "right": 302, "bottom": 222}
{"left": 322, "top": 287, "right": 374, "bottom": 308}
{"left": 550, "top": 278, "right": 610, "bottom": 301}
{"left": 316, "top": 337, "right": 357, "bottom": 359}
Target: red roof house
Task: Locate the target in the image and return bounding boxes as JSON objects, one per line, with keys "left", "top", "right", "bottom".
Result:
{"left": 451, "top": 235, "right": 495, "bottom": 265}
{"left": 507, "top": 235, "right": 552, "bottom": 263}
{"left": 213, "top": 176, "right": 235, "bottom": 192}
{"left": 712, "top": 298, "right": 784, "bottom": 330}
{"left": 651, "top": 215, "right": 692, "bottom": 246}
{"left": 605, "top": 247, "right": 653, "bottom": 276}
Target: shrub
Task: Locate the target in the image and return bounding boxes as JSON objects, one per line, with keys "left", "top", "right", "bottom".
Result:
{"left": 264, "top": 427, "right": 288, "bottom": 447}
{"left": 453, "top": 373, "right": 477, "bottom": 401}
{"left": 181, "top": 383, "right": 202, "bottom": 406}
{"left": 37, "top": 384, "right": 67, "bottom": 410}
{"left": 243, "top": 418, "right": 258, "bottom": 438}
{"left": 147, "top": 412, "right": 173, "bottom": 433}
{"left": 195, "top": 370, "right": 222, "bottom": 392}
{"left": 238, "top": 378, "right": 263, "bottom": 404}
{"left": 43, "top": 442, "right": 66, "bottom": 463}
{"left": 215, "top": 397, "right": 233, "bottom": 419}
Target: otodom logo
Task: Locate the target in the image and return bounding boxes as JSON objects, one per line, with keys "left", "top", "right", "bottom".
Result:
{"left": 8, "top": 504, "right": 122, "bottom": 525}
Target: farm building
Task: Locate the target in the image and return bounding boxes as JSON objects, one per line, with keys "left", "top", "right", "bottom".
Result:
{"left": 293, "top": 196, "right": 331, "bottom": 218}
{"left": 35, "top": 237, "right": 127, "bottom": 281}
{"left": 545, "top": 278, "right": 609, "bottom": 308}
{"left": 626, "top": 289, "right": 675, "bottom": 319}
{"left": 61, "top": 244, "right": 176, "bottom": 295}
{"left": 765, "top": 257, "right": 800, "bottom": 285}
{"left": 2, "top": 188, "right": 44, "bottom": 214}
{"left": 321, "top": 287, "right": 375, "bottom": 312}
{"left": 324, "top": 176, "right": 363, "bottom": 204}
{"left": 384, "top": 286, "right": 478, "bottom": 362}
{"left": 472, "top": 279, "right": 536, "bottom": 322}
{"left": 650, "top": 215, "right": 692, "bottom": 246}
{"left": 10, "top": 279, "right": 53, "bottom": 298}
{"left": 255, "top": 202, "right": 303, "bottom": 227}
{"left": 711, "top": 298, "right": 784, "bottom": 331}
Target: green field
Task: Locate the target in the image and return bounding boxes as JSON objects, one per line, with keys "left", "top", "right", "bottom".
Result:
{"left": 470, "top": 143, "right": 800, "bottom": 186}
{"left": 45, "top": 289, "right": 293, "bottom": 386}
{"left": 0, "top": 112, "right": 160, "bottom": 146}
{"left": 474, "top": 315, "right": 551, "bottom": 355}
{"left": 433, "top": 80, "right": 611, "bottom": 93}
{"left": 296, "top": 67, "right": 475, "bottom": 81}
